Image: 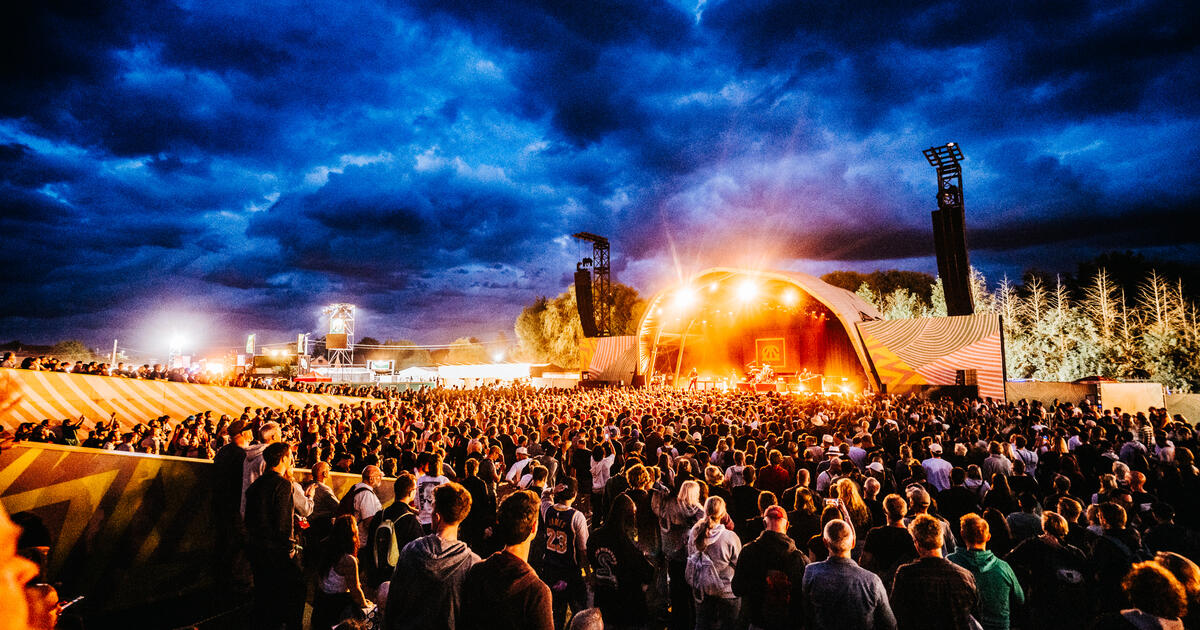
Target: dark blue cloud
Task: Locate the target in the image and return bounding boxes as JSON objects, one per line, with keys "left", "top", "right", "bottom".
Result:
{"left": 0, "top": 0, "right": 1197, "bottom": 352}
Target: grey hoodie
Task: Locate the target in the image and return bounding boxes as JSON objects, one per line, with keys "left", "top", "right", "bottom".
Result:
{"left": 385, "top": 533, "right": 480, "bottom": 630}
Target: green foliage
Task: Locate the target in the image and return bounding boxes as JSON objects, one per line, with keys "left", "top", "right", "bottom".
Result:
{"left": 513, "top": 282, "right": 645, "bottom": 369}
{"left": 822, "top": 270, "right": 936, "bottom": 308}
{"left": 50, "top": 340, "right": 93, "bottom": 362}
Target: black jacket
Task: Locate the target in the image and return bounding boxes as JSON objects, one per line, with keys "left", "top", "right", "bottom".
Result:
{"left": 731, "top": 530, "right": 807, "bottom": 630}
{"left": 244, "top": 469, "right": 294, "bottom": 556}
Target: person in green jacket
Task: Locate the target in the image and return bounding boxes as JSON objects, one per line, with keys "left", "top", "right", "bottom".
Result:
{"left": 948, "top": 514, "right": 1025, "bottom": 630}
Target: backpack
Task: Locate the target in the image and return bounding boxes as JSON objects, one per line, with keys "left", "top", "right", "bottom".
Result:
{"left": 337, "top": 485, "right": 373, "bottom": 517}
{"left": 1102, "top": 533, "right": 1153, "bottom": 563}
{"left": 370, "top": 516, "right": 400, "bottom": 584}
{"left": 685, "top": 546, "right": 725, "bottom": 599}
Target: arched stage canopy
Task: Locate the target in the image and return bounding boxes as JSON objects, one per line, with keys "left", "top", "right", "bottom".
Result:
{"left": 637, "top": 268, "right": 884, "bottom": 390}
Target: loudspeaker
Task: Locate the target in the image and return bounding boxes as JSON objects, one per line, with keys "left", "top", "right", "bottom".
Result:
{"left": 575, "top": 270, "right": 598, "bottom": 337}
{"left": 325, "top": 333, "right": 348, "bottom": 350}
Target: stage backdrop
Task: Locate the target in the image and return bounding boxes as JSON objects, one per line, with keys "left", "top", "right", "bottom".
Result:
{"left": 0, "top": 442, "right": 393, "bottom": 620}
{"left": 0, "top": 368, "right": 377, "bottom": 431}
{"left": 856, "top": 314, "right": 1005, "bottom": 400}
{"left": 580, "top": 335, "right": 638, "bottom": 384}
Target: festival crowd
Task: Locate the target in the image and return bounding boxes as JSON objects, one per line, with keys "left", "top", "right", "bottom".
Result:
{"left": 1, "top": 351, "right": 384, "bottom": 394}
{"left": 5, "top": 385, "right": 1200, "bottom": 630}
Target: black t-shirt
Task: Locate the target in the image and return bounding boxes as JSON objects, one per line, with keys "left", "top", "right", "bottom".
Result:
{"left": 862, "top": 525, "right": 916, "bottom": 577}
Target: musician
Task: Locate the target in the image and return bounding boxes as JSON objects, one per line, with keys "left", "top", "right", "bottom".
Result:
{"left": 687, "top": 367, "right": 698, "bottom": 391}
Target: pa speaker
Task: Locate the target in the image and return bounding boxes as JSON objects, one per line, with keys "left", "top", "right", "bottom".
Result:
{"left": 575, "top": 270, "right": 598, "bottom": 337}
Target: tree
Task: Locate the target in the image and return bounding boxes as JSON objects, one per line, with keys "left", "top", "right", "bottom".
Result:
{"left": 357, "top": 336, "right": 381, "bottom": 346}
{"left": 513, "top": 282, "right": 645, "bottom": 368}
{"left": 381, "top": 339, "right": 434, "bottom": 369}
{"left": 50, "top": 340, "right": 93, "bottom": 362}
{"left": 446, "top": 337, "right": 490, "bottom": 364}
{"left": 822, "top": 270, "right": 936, "bottom": 309}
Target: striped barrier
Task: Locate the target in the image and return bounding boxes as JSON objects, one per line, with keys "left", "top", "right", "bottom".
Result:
{"left": 0, "top": 368, "right": 378, "bottom": 431}
{"left": 0, "top": 442, "right": 394, "bottom": 619}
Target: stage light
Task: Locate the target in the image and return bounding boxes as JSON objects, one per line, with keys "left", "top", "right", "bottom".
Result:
{"left": 673, "top": 286, "right": 697, "bottom": 311}
{"left": 492, "top": 352, "right": 505, "bottom": 362}
{"left": 737, "top": 280, "right": 758, "bottom": 302}
{"left": 709, "top": 282, "right": 719, "bottom": 292}
{"left": 783, "top": 289, "right": 799, "bottom": 306}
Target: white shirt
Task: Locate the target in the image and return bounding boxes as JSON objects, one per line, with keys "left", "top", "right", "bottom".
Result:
{"left": 416, "top": 474, "right": 449, "bottom": 525}
{"left": 349, "top": 482, "right": 382, "bottom": 548}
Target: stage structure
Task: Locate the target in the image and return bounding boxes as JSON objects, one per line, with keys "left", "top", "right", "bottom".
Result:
{"left": 573, "top": 232, "right": 612, "bottom": 337}
{"left": 923, "top": 142, "right": 974, "bottom": 317}
{"left": 324, "top": 303, "right": 355, "bottom": 366}
{"left": 637, "top": 268, "right": 883, "bottom": 391}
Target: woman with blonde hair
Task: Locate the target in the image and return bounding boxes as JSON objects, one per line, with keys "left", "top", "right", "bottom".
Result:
{"left": 654, "top": 480, "right": 704, "bottom": 630}
{"left": 832, "top": 478, "right": 872, "bottom": 534}
{"left": 686, "top": 496, "right": 742, "bottom": 630}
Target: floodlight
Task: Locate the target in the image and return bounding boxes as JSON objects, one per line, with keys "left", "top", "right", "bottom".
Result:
{"left": 673, "top": 287, "right": 698, "bottom": 311}
{"left": 737, "top": 280, "right": 758, "bottom": 302}
{"left": 782, "top": 289, "right": 799, "bottom": 306}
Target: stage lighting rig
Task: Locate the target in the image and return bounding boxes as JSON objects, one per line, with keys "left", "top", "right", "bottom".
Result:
{"left": 323, "top": 303, "right": 356, "bottom": 366}
{"left": 922, "top": 142, "right": 974, "bottom": 317}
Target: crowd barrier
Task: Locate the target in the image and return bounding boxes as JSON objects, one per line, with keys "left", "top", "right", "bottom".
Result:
{"left": 0, "top": 442, "right": 395, "bottom": 620}
{"left": 0, "top": 368, "right": 377, "bottom": 431}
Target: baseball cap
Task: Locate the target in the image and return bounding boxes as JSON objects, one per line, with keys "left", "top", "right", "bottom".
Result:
{"left": 929, "top": 443, "right": 943, "bottom": 454}
{"left": 516, "top": 446, "right": 528, "bottom": 455}
{"left": 867, "top": 461, "right": 885, "bottom": 473}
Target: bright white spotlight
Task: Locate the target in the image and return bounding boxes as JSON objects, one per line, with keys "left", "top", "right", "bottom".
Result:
{"left": 736, "top": 280, "right": 758, "bottom": 302}
{"left": 783, "top": 289, "right": 799, "bottom": 306}
{"left": 673, "top": 286, "right": 697, "bottom": 311}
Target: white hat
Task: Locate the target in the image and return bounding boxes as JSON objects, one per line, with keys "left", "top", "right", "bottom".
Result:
{"left": 929, "top": 443, "right": 943, "bottom": 454}
{"left": 867, "top": 462, "right": 885, "bottom": 473}
{"left": 516, "top": 446, "right": 528, "bottom": 455}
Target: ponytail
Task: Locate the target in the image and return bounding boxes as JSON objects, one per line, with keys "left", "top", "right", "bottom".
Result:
{"left": 693, "top": 495, "right": 726, "bottom": 552}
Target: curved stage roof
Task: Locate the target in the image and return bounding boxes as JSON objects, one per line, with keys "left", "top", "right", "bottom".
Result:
{"left": 636, "top": 267, "right": 884, "bottom": 388}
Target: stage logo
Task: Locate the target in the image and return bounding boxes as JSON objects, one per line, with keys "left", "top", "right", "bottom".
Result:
{"left": 756, "top": 338, "right": 786, "bottom": 367}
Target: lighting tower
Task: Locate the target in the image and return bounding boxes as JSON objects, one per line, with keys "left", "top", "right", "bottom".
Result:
{"left": 922, "top": 142, "right": 975, "bottom": 316}
{"left": 324, "top": 303, "right": 356, "bottom": 366}
{"left": 572, "top": 232, "right": 612, "bottom": 337}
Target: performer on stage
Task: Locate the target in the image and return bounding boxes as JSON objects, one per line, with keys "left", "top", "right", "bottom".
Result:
{"left": 687, "top": 367, "right": 698, "bottom": 390}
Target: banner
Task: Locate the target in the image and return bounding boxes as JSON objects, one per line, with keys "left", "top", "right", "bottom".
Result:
{"left": 755, "top": 337, "right": 786, "bottom": 367}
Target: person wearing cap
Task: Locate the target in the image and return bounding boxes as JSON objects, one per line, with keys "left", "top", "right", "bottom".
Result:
{"left": 922, "top": 443, "right": 953, "bottom": 493}
{"left": 732, "top": 505, "right": 807, "bottom": 630}
{"left": 506, "top": 446, "right": 535, "bottom": 484}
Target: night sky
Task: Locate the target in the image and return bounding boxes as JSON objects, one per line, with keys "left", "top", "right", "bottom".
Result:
{"left": 2, "top": 1, "right": 1197, "bottom": 355}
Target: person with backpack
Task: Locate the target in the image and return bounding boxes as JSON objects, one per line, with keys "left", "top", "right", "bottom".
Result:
{"left": 685, "top": 495, "right": 742, "bottom": 630}
{"left": 385, "top": 482, "right": 480, "bottom": 630}
{"left": 731, "top": 505, "right": 807, "bottom": 630}
{"left": 1007, "top": 511, "right": 1092, "bottom": 630}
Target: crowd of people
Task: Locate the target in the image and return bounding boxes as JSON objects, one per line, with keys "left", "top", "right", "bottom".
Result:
{"left": 1, "top": 351, "right": 389, "bottom": 395}
{"left": 5, "top": 383, "right": 1200, "bottom": 630}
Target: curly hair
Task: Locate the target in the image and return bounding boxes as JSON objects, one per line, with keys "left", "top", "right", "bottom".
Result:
{"left": 1124, "top": 561, "right": 1187, "bottom": 619}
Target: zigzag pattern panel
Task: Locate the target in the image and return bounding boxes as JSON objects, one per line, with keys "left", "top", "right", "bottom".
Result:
{"left": 0, "top": 369, "right": 376, "bottom": 430}
{"left": 856, "top": 314, "right": 1004, "bottom": 399}
{"left": 857, "top": 315, "right": 998, "bottom": 369}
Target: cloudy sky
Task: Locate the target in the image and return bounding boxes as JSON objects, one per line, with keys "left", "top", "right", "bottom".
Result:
{"left": 2, "top": 0, "right": 1197, "bottom": 355}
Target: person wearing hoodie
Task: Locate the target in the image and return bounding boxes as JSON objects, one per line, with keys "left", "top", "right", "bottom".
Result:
{"left": 588, "top": 494, "right": 654, "bottom": 628}
{"left": 947, "top": 514, "right": 1024, "bottom": 630}
{"left": 240, "top": 420, "right": 279, "bottom": 516}
{"left": 460, "top": 490, "right": 553, "bottom": 630}
{"left": 386, "top": 481, "right": 480, "bottom": 630}
{"left": 731, "top": 505, "right": 807, "bottom": 630}
{"left": 687, "top": 495, "right": 742, "bottom": 630}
